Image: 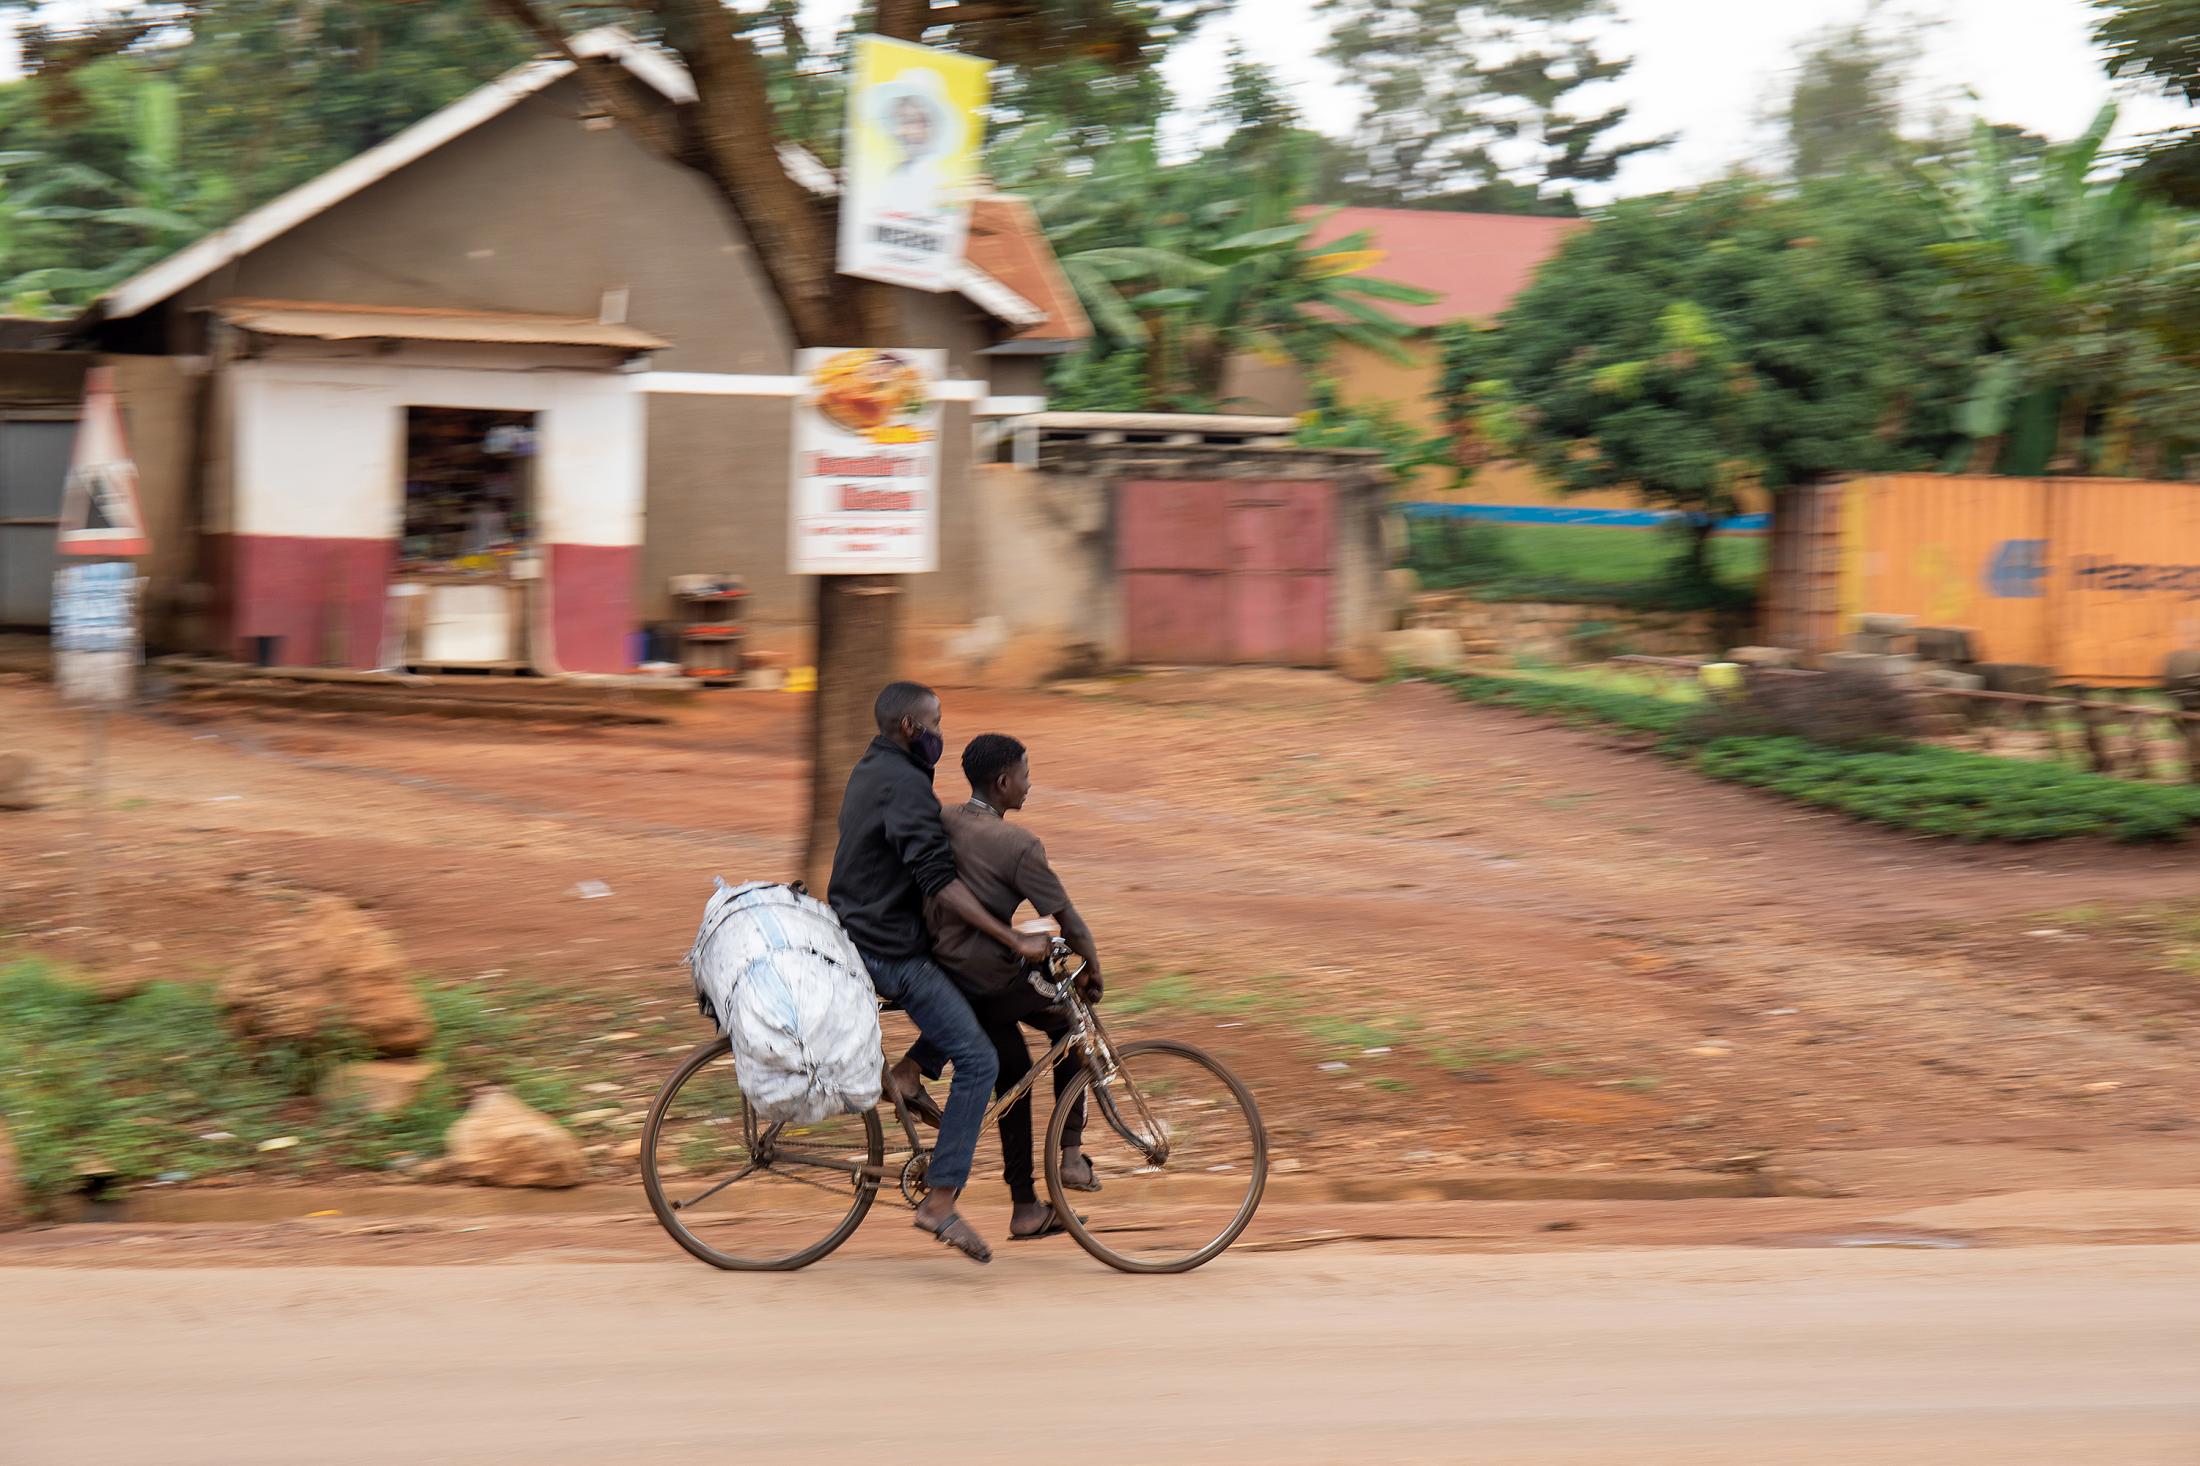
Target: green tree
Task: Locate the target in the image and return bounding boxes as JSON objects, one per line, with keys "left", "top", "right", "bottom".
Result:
{"left": 0, "top": 2, "right": 538, "bottom": 311}
{"left": 2, "top": 2, "right": 532, "bottom": 210}
{"left": 1785, "top": 8, "right": 1916, "bottom": 178}
{"left": 2094, "top": 0, "right": 2200, "bottom": 207}
{"left": 3, "top": 77, "right": 236, "bottom": 308}
{"left": 1316, "top": 0, "right": 1667, "bottom": 213}
{"left": 1483, "top": 181, "right": 1979, "bottom": 580}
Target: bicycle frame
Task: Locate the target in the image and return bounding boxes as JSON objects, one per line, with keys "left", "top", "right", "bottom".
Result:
{"left": 750, "top": 958, "right": 1164, "bottom": 1190}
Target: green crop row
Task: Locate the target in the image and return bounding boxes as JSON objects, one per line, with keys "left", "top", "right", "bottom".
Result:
{"left": 1436, "top": 672, "right": 2200, "bottom": 844}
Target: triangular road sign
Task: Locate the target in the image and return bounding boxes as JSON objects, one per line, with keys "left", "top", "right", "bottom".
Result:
{"left": 57, "top": 366, "right": 150, "bottom": 558}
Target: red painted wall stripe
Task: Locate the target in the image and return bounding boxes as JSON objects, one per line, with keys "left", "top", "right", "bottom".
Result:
{"left": 227, "top": 534, "right": 396, "bottom": 669}
{"left": 545, "top": 542, "right": 638, "bottom": 674}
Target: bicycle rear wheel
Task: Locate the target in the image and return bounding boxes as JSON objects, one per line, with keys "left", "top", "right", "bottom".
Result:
{"left": 643, "top": 1036, "right": 883, "bottom": 1271}
{"left": 1045, "top": 1039, "right": 1267, "bottom": 1274}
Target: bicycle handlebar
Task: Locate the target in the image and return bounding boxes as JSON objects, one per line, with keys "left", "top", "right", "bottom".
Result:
{"left": 1027, "top": 936, "right": 1085, "bottom": 1004}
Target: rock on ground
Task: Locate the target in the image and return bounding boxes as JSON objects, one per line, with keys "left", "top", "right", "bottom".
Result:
{"left": 1381, "top": 627, "right": 1465, "bottom": 674}
{"left": 0, "top": 1119, "right": 23, "bottom": 1230}
{"left": 319, "top": 1060, "right": 439, "bottom": 1117}
{"left": 444, "top": 1089, "right": 585, "bottom": 1189}
{"left": 219, "top": 895, "right": 434, "bottom": 1058}
{"left": 0, "top": 751, "right": 37, "bottom": 811}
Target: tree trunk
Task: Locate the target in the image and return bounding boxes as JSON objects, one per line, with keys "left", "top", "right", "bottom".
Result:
{"left": 2049, "top": 394, "right": 2091, "bottom": 474}
{"left": 1681, "top": 515, "right": 1716, "bottom": 588}
{"left": 805, "top": 576, "right": 903, "bottom": 890}
{"left": 484, "top": 0, "right": 944, "bottom": 890}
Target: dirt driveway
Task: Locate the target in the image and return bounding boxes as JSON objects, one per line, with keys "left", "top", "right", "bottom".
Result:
{"left": 2, "top": 669, "right": 2195, "bottom": 1180}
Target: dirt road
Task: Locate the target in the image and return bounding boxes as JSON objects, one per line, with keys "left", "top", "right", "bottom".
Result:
{"left": 6, "top": 1245, "right": 2196, "bottom": 1465}
{"left": 3, "top": 669, "right": 2197, "bottom": 1182}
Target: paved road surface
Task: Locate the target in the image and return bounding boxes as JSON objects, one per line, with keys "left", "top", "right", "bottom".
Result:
{"left": 6, "top": 1246, "right": 2197, "bottom": 1465}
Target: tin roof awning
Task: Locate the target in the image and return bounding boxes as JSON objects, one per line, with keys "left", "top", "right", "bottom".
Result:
{"left": 214, "top": 299, "right": 669, "bottom": 351}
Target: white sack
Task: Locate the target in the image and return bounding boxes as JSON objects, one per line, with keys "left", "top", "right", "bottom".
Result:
{"left": 687, "top": 879, "right": 883, "bottom": 1125}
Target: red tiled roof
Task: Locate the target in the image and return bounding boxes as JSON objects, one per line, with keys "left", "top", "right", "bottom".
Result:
{"left": 967, "top": 195, "right": 1091, "bottom": 345}
{"left": 1306, "top": 206, "right": 1588, "bottom": 329}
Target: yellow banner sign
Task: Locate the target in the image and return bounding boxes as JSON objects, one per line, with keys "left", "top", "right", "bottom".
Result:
{"left": 838, "top": 34, "right": 993, "bottom": 293}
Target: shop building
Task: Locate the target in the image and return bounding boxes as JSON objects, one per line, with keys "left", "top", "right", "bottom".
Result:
{"left": 64, "top": 28, "right": 1086, "bottom": 671}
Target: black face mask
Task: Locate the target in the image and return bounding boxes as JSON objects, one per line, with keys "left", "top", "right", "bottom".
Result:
{"left": 910, "top": 727, "right": 945, "bottom": 770}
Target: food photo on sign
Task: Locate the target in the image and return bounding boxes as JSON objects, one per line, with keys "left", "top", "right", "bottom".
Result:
{"left": 788, "top": 347, "right": 946, "bottom": 576}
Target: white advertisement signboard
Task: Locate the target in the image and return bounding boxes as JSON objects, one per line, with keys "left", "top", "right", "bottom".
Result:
{"left": 789, "top": 347, "right": 945, "bottom": 576}
{"left": 52, "top": 560, "right": 142, "bottom": 707}
{"left": 837, "top": 34, "right": 994, "bottom": 293}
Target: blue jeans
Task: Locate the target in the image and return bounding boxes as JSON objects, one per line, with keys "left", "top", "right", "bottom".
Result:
{"left": 862, "top": 951, "right": 997, "bottom": 1194}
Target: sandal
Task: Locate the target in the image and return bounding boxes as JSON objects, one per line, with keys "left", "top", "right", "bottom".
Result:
{"left": 914, "top": 1211, "right": 992, "bottom": 1264}
{"left": 1057, "top": 1156, "right": 1102, "bottom": 1193}
{"left": 1009, "top": 1208, "right": 1083, "bottom": 1241}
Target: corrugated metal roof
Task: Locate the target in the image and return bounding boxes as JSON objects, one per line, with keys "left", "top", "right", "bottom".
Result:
{"left": 216, "top": 299, "right": 668, "bottom": 351}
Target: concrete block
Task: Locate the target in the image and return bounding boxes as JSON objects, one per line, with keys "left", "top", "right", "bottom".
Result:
{"left": 1914, "top": 626, "right": 1978, "bottom": 665}
{"left": 1917, "top": 669, "right": 1985, "bottom": 692}
{"left": 1856, "top": 613, "right": 1917, "bottom": 637}
{"left": 1976, "top": 663, "right": 2055, "bottom": 697}
{"left": 1823, "top": 651, "right": 1919, "bottom": 683}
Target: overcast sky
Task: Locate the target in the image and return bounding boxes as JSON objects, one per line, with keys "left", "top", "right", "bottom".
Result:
{"left": 803, "top": 0, "right": 2192, "bottom": 199}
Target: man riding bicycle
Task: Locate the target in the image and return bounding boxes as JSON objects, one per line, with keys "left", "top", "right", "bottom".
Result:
{"left": 828, "top": 682, "right": 1048, "bottom": 1265}
{"left": 891, "top": 733, "right": 1105, "bottom": 1241}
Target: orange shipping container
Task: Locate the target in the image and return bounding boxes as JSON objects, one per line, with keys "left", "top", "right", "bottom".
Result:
{"left": 1769, "top": 474, "right": 2200, "bottom": 685}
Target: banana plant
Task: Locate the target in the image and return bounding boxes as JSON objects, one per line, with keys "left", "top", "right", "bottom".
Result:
{"left": 1024, "top": 140, "right": 1434, "bottom": 407}
{"left": 4, "top": 77, "right": 233, "bottom": 312}
{"left": 1931, "top": 102, "right": 2200, "bottom": 474}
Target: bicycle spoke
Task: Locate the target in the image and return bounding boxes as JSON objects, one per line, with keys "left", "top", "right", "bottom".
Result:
{"left": 761, "top": 1160, "right": 874, "bottom": 1201}
{"left": 1050, "top": 1041, "right": 1266, "bottom": 1274}
{"left": 644, "top": 1038, "right": 883, "bottom": 1271}
{"left": 672, "top": 1159, "right": 758, "bottom": 1212}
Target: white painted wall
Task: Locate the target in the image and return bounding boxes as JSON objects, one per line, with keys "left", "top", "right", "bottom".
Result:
{"left": 228, "top": 357, "right": 645, "bottom": 547}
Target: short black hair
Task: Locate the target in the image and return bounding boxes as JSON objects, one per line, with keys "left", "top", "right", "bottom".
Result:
{"left": 874, "top": 681, "right": 937, "bottom": 734}
{"left": 962, "top": 733, "right": 1027, "bottom": 793}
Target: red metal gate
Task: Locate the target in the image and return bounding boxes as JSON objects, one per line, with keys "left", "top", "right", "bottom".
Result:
{"left": 1118, "top": 480, "right": 1334, "bottom": 665}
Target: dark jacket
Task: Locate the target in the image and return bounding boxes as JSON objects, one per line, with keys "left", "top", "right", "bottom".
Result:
{"left": 827, "top": 735, "right": 958, "bottom": 960}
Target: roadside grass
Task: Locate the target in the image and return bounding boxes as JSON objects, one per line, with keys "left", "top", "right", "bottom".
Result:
{"left": 1407, "top": 520, "right": 1765, "bottom": 610}
{"left": 1435, "top": 671, "right": 2200, "bottom": 844}
{"left": 0, "top": 956, "right": 582, "bottom": 1212}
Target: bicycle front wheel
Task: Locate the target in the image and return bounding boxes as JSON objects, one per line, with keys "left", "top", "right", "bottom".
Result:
{"left": 1045, "top": 1039, "right": 1267, "bottom": 1274}
{"left": 643, "top": 1036, "right": 883, "bottom": 1271}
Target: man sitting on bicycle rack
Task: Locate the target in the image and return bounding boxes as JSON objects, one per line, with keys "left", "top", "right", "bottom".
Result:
{"left": 890, "top": 732, "right": 1107, "bottom": 1242}
{"left": 829, "top": 682, "right": 1051, "bottom": 1265}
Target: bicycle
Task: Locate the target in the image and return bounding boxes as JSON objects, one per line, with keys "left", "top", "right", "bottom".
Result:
{"left": 642, "top": 939, "right": 1268, "bottom": 1274}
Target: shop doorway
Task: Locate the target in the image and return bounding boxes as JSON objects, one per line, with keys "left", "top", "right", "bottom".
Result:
{"left": 395, "top": 406, "right": 539, "bottom": 669}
